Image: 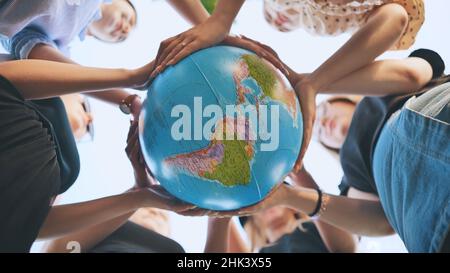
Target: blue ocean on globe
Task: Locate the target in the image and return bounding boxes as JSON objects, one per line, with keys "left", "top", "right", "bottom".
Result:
{"left": 139, "top": 46, "right": 302, "bottom": 211}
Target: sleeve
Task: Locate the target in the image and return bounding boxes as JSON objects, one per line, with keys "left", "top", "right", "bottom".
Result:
{"left": 338, "top": 177, "right": 350, "bottom": 196}
{"left": 408, "top": 48, "right": 446, "bottom": 79}
{"left": 1, "top": 27, "right": 58, "bottom": 60}
{"left": 339, "top": 143, "right": 379, "bottom": 195}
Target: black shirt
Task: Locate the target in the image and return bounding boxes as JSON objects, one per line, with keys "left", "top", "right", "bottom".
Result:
{"left": 339, "top": 76, "right": 450, "bottom": 195}
{"left": 29, "top": 98, "right": 80, "bottom": 193}
{"left": 259, "top": 222, "right": 329, "bottom": 253}
{"left": 0, "top": 76, "right": 79, "bottom": 194}
{"left": 89, "top": 221, "right": 185, "bottom": 253}
{"left": 0, "top": 76, "right": 62, "bottom": 252}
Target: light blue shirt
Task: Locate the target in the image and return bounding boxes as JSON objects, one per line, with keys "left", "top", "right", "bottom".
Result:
{"left": 0, "top": 0, "right": 111, "bottom": 59}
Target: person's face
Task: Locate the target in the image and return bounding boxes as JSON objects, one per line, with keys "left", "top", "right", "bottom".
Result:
{"left": 253, "top": 207, "right": 297, "bottom": 243}
{"left": 314, "top": 100, "right": 356, "bottom": 150}
{"left": 62, "top": 95, "right": 94, "bottom": 141}
{"left": 88, "top": 0, "right": 136, "bottom": 43}
{"left": 264, "top": 8, "right": 297, "bottom": 32}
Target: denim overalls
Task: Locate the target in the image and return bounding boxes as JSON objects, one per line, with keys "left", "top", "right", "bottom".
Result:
{"left": 373, "top": 83, "right": 450, "bottom": 252}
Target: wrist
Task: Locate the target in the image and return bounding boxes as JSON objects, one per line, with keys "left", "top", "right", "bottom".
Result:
{"left": 208, "top": 217, "right": 232, "bottom": 225}
{"left": 134, "top": 170, "right": 150, "bottom": 188}
{"left": 133, "top": 188, "right": 157, "bottom": 208}
{"left": 209, "top": 13, "right": 233, "bottom": 32}
{"left": 276, "top": 183, "right": 295, "bottom": 206}
{"left": 120, "top": 68, "right": 136, "bottom": 88}
{"left": 295, "top": 78, "right": 317, "bottom": 92}
{"left": 128, "top": 66, "right": 148, "bottom": 89}
{"left": 128, "top": 189, "right": 149, "bottom": 209}
{"left": 294, "top": 79, "right": 319, "bottom": 99}
{"left": 301, "top": 72, "right": 327, "bottom": 92}
{"left": 283, "top": 186, "right": 318, "bottom": 214}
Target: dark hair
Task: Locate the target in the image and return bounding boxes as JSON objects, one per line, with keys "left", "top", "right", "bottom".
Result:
{"left": 124, "top": 0, "right": 138, "bottom": 25}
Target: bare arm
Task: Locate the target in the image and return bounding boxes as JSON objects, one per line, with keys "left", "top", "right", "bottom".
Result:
{"left": 211, "top": 0, "right": 245, "bottom": 29}
{"left": 43, "top": 124, "right": 166, "bottom": 252}
{"left": 236, "top": 183, "right": 394, "bottom": 237}
{"left": 303, "top": 3, "right": 411, "bottom": 93}
{"left": 168, "top": 0, "right": 210, "bottom": 25}
{"left": 43, "top": 211, "right": 135, "bottom": 253}
{"left": 228, "top": 220, "right": 251, "bottom": 253}
{"left": 284, "top": 186, "right": 394, "bottom": 237}
{"left": 204, "top": 218, "right": 232, "bottom": 253}
{"left": 38, "top": 184, "right": 194, "bottom": 241}
{"left": 289, "top": 57, "right": 431, "bottom": 170}
{"left": 38, "top": 190, "right": 149, "bottom": 240}
{"left": 289, "top": 170, "right": 357, "bottom": 253}
{"left": 205, "top": 218, "right": 251, "bottom": 253}
{"left": 286, "top": 57, "right": 432, "bottom": 97}
{"left": 324, "top": 58, "right": 433, "bottom": 95}
{"left": 0, "top": 59, "right": 153, "bottom": 99}
{"left": 28, "top": 44, "right": 134, "bottom": 105}
{"left": 153, "top": 0, "right": 246, "bottom": 72}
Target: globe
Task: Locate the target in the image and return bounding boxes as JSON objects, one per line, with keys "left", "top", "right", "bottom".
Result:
{"left": 139, "top": 46, "right": 303, "bottom": 211}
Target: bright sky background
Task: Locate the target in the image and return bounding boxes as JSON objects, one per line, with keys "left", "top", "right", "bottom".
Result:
{"left": 2, "top": 0, "right": 449, "bottom": 253}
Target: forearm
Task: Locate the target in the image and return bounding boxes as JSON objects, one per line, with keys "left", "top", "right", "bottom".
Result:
{"left": 29, "top": 44, "right": 132, "bottom": 105}
{"left": 289, "top": 170, "right": 356, "bottom": 252}
{"left": 0, "top": 60, "right": 135, "bottom": 100}
{"left": 211, "top": 0, "right": 245, "bottom": 30}
{"left": 228, "top": 221, "right": 250, "bottom": 253}
{"left": 283, "top": 186, "right": 394, "bottom": 236}
{"left": 38, "top": 191, "right": 148, "bottom": 240}
{"left": 306, "top": 7, "right": 409, "bottom": 91}
{"left": 289, "top": 167, "right": 319, "bottom": 189}
{"left": 205, "top": 218, "right": 231, "bottom": 253}
{"left": 168, "top": 0, "right": 210, "bottom": 25}
{"left": 324, "top": 58, "right": 433, "bottom": 95}
{"left": 43, "top": 211, "right": 135, "bottom": 253}
{"left": 313, "top": 221, "right": 357, "bottom": 253}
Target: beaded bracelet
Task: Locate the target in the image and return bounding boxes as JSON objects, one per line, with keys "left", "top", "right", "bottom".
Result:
{"left": 309, "top": 189, "right": 330, "bottom": 218}
{"left": 308, "top": 188, "right": 323, "bottom": 217}
{"left": 317, "top": 192, "right": 330, "bottom": 218}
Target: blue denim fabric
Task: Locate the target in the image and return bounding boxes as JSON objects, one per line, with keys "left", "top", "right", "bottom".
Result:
{"left": 0, "top": 28, "right": 58, "bottom": 59}
{"left": 373, "top": 83, "right": 450, "bottom": 252}
{"left": 0, "top": 0, "right": 113, "bottom": 59}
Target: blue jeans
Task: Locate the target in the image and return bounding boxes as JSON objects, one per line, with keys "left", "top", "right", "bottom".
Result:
{"left": 373, "top": 83, "right": 450, "bottom": 253}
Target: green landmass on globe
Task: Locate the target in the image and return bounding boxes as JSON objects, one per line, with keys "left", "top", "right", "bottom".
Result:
{"left": 164, "top": 117, "right": 255, "bottom": 187}
{"left": 242, "top": 54, "right": 277, "bottom": 99}
{"left": 203, "top": 139, "right": 251, "bottom": 186}
{"left": 241, "top": 54, "right": 298, "bottom": 124}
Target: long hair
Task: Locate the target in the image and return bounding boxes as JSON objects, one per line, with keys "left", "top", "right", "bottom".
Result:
{"left": 243, "top": 211, "right": 311, "bottom": 252}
